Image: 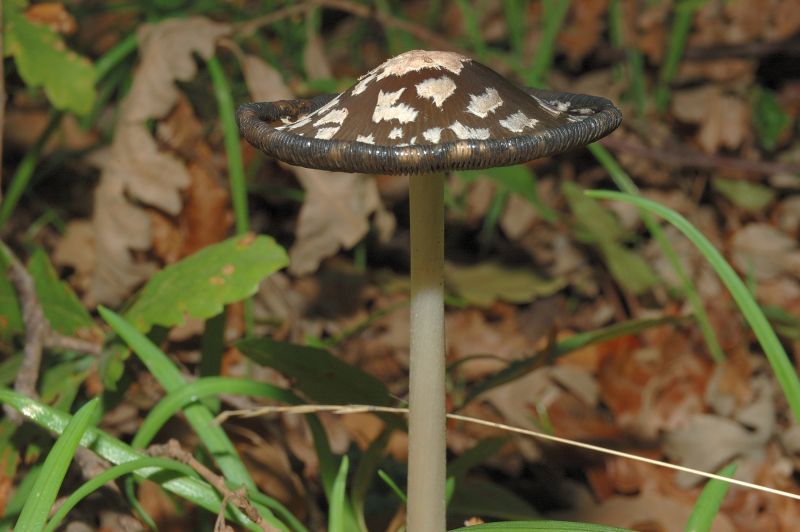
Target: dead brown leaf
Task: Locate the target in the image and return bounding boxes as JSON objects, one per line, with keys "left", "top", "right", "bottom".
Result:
{"left": 90, "top": 17, "right": 231, "bottom": 304}
{"left": 671, "top": 86, "right": 749, "bottom": 154}
{"left": 288, "top": 167, "right": 386, "bottom": 275}
{"left": 730, "top": 222, "right": 800, "bottom": 281}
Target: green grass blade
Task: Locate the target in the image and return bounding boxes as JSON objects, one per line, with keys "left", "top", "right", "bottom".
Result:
{"left": 589, "top": 143, "right": 724, "bottom": 362}
{"left": 526, "top": 0, "right": 571, "bottom": 87}
{"left": 208, "top": 56, "right": 248, "bottom": 235}
{"left": 133, "top": 377, "right": 300, "bottom": 449}
{"left": 44, "top": 457, "right": 196, "bottom": 532}
{"left": 208, "top": 55, "right": 255, "bottom": 335}
{"left": 0, "top": 388, "right": 265, "bottom": 531}
{"left": 351, "top": 429, "right": 392, "bottom": 531}
{"left": 377, "top": 469, "right": 407, "bottom": 504}
{"left": 655, "top": 0, "right": 707, "bottom": 112}
{"left": 97, "top": 308, "right": 261, "bottom": 492}
{"left": 329, "top": 456, "right": 350, "bottom": 532}
{"left": 15, "top": 398, "right": 100, "bottom": 531}
{"left": 685, "top": 462, "right": 737, "bottom": 532}
{"left": 586, "top": 190, "right": 800, "bottom": 422}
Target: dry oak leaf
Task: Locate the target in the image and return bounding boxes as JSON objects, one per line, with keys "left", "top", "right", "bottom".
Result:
{"left": 90, "top": 17, "right": 231, "bottom": 305}
{"left": 671, "top": 86, "right": 749, "bottom": 154}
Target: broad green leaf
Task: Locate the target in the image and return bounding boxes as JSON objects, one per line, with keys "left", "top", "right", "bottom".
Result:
{"left": 28, "top": 248, "right": 97, "bottom": 337}
{"left": 712, "top": 178, "right": 775, "bottom": 212}
{"left": 237, "top": 337, "right": 394, "bottom": 410}
{"left": 446, "top": 261, "right": 566, "bottom": 307}
{"left": 599, "top": 241, "right": 660, "bottom": 294}
{"left": 3, "top": 0, "right": 96, "bottom": 115}
{"left": 39, "top": 358, "right": 92, "bottom": 411}
{"left": 449, "top": 520, "right": 632, "bottom": 531}
{"left": 562, "top": 181, "right": 626, "bottom": 243}
{"left": 125, "top": 234, "right": 288, "bottom": 333}
{"left": 15, "top": 398, "right": 100, "bottom": 531}
{"left": 449, "top": 479, "right": 539, "bottom": 521}
{"left": 752, "top": 85, "right": 791, "bottom": 151}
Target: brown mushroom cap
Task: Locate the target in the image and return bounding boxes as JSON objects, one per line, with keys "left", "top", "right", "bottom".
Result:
{"left": 237, "top": 50, "right": 621, "bottom": 175}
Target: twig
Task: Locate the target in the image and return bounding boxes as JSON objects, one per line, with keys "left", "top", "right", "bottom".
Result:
{"left": 238, "top": 0, "right": 458, "bottom": 53}
{"left": 601, "top": 136, "right": 800, "bottom": 177}
{"left": 148, "top": 439, "right": 277, "bottom": 532}
{"left": 216, "top": 404, "right": 800, "bottom": 503}
{"left": 1, "top": 242, "right": 103, "bottom": 421}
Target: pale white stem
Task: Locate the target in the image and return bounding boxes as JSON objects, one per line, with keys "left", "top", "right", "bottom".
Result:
{"left": 407, "top": 173, "right": 446, "bottom": 532}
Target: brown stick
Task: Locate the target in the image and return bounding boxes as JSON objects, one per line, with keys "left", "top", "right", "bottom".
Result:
{"left": 600, "top": 136, "right": 800, "bottom": 177}
{"left": 238, "top": 0, "right": 458, "bottom": 53}
{"left": 148, "top": 439, "right": 277, "bottom": 532}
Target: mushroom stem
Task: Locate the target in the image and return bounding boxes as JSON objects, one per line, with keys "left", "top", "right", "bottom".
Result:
{"left": 407, "top": 173, "right": 446, "bottom": 532}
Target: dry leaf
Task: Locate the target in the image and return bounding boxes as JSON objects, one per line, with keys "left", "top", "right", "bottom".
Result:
{"left": 730, "top": 223, "right": 800, "bottom": 281}
{"left": 90, "top": 17, "right": 231, "bottom": 304}
{"left": 303, "top": 31, "right": 333, "bottom": 80}
{"left": 672, "top": 86, "right": 749, "bottom": 153}
{"left": 288, "top": 167, "right": 384, "bottom": 275}
{"left": 242, "top": 54, "right": 293, "bottom": 102}
{"left": 26, "top": 2, "right": 76, "bottom": 34}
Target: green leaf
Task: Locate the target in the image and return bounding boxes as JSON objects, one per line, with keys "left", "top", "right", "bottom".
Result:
{"left": 448, "top": 479, "right": 539, "bottom": 521}
{"left": 586, "top": 190, "right": 800, "bottom": 423}
{"left": 44, "top": 457, "right": 197, "bottom": 532}
{"left": 752, "top": 85, "right": 791, "bottom": 151}
{"left": 599, "top": 241, "right": 660, "bottom": 294}
{"left": 3, "top": 0, "right": 96, "bottom": 115}
{"left": 685, "top": 462, "right": 737, "bottom": 532}
{"left": 562, "top": 181, "right": 626, "bottom": 244}
{"left": 0, "top": 388, "right": 264, "bottom": 531}
{"left": 328, "top": 456, "right": 350, "bottom": 532}
{"left": 712, "top": 178, "right": 775, "bottom": 212}
{"left": 237, "top": 338, "right": 394, "bottom": 410}
{"left": 125, "top": 234, "right": 288, "bottom": 333}
{"left": 98, "top": 308, "right": 259, "bottom": 490}
{"left": 563, "top": 182, "right": 658, "bottom": 294}
{"left": 446, "top": 262, "right": 566, "bottom": 307}
{"left": 15, "top": 398, "right": 100, "bottom": 531}
{"left": 0, "top": 252, "right": 23, "bottom": 344}
{"left": 28, "top": 248, "right": 97, "bottom": 337}
{"left": 449, "top": 520, "right": 633, "bottom": 531}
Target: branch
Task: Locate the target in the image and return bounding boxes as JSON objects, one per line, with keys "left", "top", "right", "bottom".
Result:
{"left": 148, "top": 439, "right": 277, "bottom": 532}
{"left": 600, "top": 136, "right": 800, "bottom": 177}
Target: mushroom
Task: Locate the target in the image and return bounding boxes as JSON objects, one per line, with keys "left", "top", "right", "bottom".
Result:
{"left": 237, "top": 49, "right": 621, "bottom": 531}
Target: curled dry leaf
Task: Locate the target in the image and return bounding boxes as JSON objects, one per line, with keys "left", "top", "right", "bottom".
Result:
{"left": 90, "top": 17, "right": 231, "bottom": 304}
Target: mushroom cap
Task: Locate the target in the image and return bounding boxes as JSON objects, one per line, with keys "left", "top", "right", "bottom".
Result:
{"left": 237, "top": 50, "right": 621, "bottom": 175}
